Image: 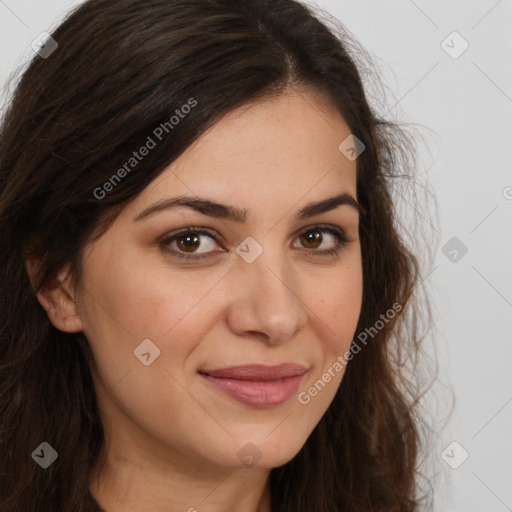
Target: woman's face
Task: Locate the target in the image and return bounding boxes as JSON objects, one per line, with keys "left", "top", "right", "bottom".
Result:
{"left": 73, "top": 88, "right": 363, "bottom": 470}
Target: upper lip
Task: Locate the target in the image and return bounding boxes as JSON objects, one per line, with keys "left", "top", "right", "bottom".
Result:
{"left": 199, "top": 363, "right": 308, "bottom": 381}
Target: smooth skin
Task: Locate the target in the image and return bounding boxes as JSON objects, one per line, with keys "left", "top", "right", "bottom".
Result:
{"left": 27, "top": 87, "right": 363, "bottom": 512}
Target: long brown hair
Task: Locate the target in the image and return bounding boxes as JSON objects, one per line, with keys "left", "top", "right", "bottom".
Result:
{"left": 0, "top": 0, "right": 435, "bottom": 510}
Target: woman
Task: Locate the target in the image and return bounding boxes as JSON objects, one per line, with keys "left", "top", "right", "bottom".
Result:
{"left": 0, "top": 0, "right": 434, "bottom": 510}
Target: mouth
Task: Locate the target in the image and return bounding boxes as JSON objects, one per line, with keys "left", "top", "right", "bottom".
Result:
{"left": 198, "top": 363, "right": 308, "bottom": 408}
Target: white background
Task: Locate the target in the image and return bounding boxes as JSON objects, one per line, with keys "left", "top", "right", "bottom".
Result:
{"left": 1, "top": 1, "right": 511, "bottom": 511}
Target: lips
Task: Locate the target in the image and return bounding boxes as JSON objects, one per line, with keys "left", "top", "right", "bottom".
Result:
{"left": 198, "top": 363, "right": 308, "bottom": 408}
{"left": 200, "top": 363, "right": 308, "bottom": 381}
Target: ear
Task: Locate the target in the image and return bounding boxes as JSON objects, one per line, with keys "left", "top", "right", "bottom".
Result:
{"left": 25, "top": 256, "right": 84, "bottom": 333}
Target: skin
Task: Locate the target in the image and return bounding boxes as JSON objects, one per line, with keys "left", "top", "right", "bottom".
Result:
{"left": 28, "top": 87, "right": 363, "bottom": 512}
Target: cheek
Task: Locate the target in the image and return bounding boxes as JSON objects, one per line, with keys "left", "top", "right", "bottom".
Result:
{"left": 78, "top": 260, "right": 213, "bottom": 420}
{"left": 79, "top": 254, "right": 230, "bottom": 384}
{"left": 297, "top": 267, "right": 362, "bottom": 426}
{"left": 311, "top": 263, "right": 363, "bottom": 346}
{"left": 83, "top": 253, "right": 214, "bottom": 338}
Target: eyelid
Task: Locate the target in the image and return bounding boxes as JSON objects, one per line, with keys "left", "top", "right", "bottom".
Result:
{"left": 291, "top": 222, "right": 348, "bottom": 239}
{"left": 158, "top": 226, "right": 223, "bottom": 246}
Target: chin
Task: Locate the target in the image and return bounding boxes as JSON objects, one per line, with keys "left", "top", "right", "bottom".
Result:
{"left": 220, "top": 432, "right": 307, "bottom": 470}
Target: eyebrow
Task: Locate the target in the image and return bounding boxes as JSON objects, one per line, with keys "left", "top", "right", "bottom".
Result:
{"left": 133, "top": 192, "right": 363, "bottom": 223}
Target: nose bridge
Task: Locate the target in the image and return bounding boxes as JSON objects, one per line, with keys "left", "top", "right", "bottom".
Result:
{"left": 230, "top": 237, "right": 307, "bottom": 342}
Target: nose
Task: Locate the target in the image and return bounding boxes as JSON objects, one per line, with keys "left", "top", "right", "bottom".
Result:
{"left": 226, "top": 246, "right": 308, "bottom": 345}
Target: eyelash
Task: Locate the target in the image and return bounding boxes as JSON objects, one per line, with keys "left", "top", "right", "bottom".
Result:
{"left": 159, "top": 225, "right": 352, "bottom": 261}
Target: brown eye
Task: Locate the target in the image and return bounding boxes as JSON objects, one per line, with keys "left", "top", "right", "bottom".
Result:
{"left": 160, "top": 225, "right": 351, "bottom": 262}
{"left": 160, "top": 228, "right": 222, "bottom": 260}
{"left": 299, "top": 229, "right": 323, "bottom": 249}
{"left": 176, "top": 232, "right": 201, "bottom": 253}
{"left": 293, "top": 226, "right": 351, "bottom": 257}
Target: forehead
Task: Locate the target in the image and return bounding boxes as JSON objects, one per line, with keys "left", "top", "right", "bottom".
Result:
{"left": 129, "top": 89, "right": 356, "bottom": 208}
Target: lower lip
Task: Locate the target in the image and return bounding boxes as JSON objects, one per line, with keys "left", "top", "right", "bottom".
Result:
{"left": 199, "top": 372, "right": 307, "bottom": 408}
